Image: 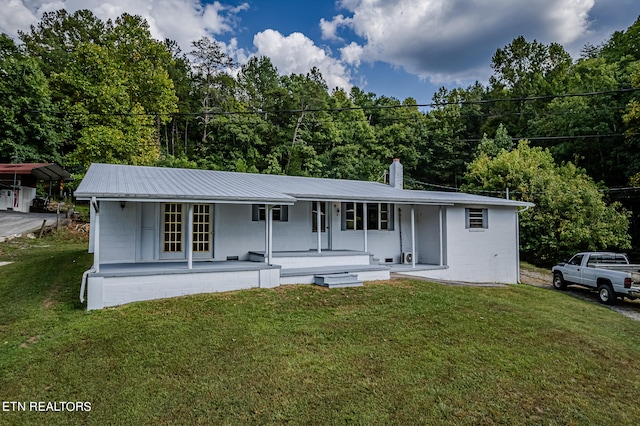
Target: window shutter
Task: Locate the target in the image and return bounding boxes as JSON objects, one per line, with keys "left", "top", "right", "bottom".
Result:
{"left": 465, "top": 208, "right": 470, "bottom": 229}
{"left": 280, "top": 205, "right": 289, "bottom": 222}
{"left": 482, "top": 208, "right": 488, "bottom": 229}
{"left": 252, "top": 204, "right": 259, "bottom": 221}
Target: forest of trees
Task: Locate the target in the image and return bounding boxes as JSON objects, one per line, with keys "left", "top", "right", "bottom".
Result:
{"left": 1, "top": 9, "right": 640, "bottom": 264}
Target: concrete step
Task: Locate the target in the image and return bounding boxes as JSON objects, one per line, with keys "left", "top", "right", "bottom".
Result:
{"left": 314, "top": 273, "right": 363, "bottom": 288}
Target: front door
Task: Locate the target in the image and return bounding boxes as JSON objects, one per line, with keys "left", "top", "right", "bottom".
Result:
{"left": 311, "top": 201, "right": 329, "bottom": 250}
{"left": 160, "top": 203, "right": 213, "bottom": 260}
{"left": 192, "top": 204, "right": 213, "bottom": 259}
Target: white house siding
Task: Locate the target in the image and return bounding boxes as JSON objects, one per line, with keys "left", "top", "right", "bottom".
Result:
{"left": 97, "top": 201, "right": 138, "bottom": 264}
{"left": 403, "top": 206, "right": 519, "bottom": 283}
{"left": 328, "top": 202, "right": 403, "bottom": 262}
{"left": 416, "top": 205, "right": 444, "bottom": 265}
{"left": 214, "top": 203, "right": 264, "bottom": 260}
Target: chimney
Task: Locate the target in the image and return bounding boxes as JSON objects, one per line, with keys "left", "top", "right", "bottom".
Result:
{"left": 389, "top": 158, "right": 403, "bottom": 189}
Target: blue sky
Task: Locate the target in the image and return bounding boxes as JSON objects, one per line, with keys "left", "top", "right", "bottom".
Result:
{"left": 1, "top": 1, "right": 638, "bottom": 103}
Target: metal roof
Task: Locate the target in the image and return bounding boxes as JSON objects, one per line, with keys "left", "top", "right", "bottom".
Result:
{"left": 0, "top": 163, "right": 70, "bottom": 181}
{"left": 75, "top": 163, "right": 533, "bottom": 208}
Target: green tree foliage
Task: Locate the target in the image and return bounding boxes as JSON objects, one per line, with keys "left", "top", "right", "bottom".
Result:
{"left": 463, "top": 140, "right": 631, "bottom": 264}
{"left": 0, "top": 35, "right": 61, "bottom": 162}
{"left": 476, "top": 123, "right": 513, "bottom": 158}
{"left": 486, "top": 36, "right": 572, "bottom": 138}
{"left": 19, "top": 9, "right": 177, "bottom": 170}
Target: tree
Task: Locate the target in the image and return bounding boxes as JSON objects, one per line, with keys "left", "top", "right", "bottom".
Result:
{"left": 19, "top": 10, "right": 178, "bottom": 170}
{"left": 462, "top": 140, "right": 631, "bottom": 265}
{"left": 528, "top": 57, "right": 627, "bottom": 183}
{"left": 486, "top": 36, "right": 572, "bottom": 138}
{"left": 0, "top": 34, "right": 62, "bottom": 162}
{"left": 476, "top": 123, "right": 513, "bottom": 158}
{"left": 189, "top": 36, "right": 234, "bottom": 153}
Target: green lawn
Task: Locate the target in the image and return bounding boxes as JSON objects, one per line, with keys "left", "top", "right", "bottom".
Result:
{"left": 1, "top": 232, "right": 640, "bottom": 425}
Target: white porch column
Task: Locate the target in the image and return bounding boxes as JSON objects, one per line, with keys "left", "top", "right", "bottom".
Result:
{"left": 187, "top": 203, "right": 193, "bottom": 269}
{"left": 92, "top": 197, "right": 100, "bottom": 273}
{"left": 267, "top": 205, "right": 273, "bottom": 265}
{"left": 411, "top": 205, "right": 416, "bottom": 268}
{"left": 316, "top": 202, "right": 322, "bottom": 253}
{"left": 264, "top": 206, "right": 269, "bottom": 264}
{"left": 363, "top": 202, "right": 368, "bottom": 252}
{"left": 439, "top": 206, "right": 444, "bottom": 267}
{"left": 516, "top": 210, "right": 520, "bottom": 283}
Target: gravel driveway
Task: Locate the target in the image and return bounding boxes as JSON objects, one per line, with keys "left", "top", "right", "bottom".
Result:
{"left": 520, "top": 269, "right": 640, "bottom": 321}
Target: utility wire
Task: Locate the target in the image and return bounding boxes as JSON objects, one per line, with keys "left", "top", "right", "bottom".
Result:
{"left": 20, "top": 87, "right": 640, "bottom": 117}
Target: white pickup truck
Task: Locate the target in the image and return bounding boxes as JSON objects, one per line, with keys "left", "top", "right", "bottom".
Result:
{"left": 551, "top": 252, "right": 640, "bottom": 305}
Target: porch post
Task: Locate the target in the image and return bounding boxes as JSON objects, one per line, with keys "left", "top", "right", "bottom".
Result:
{"left": 316, "top": 202, "right": 322, "bottom": 253}
{"left": 267, "top": 205, "right": 273, "bottom": 265}
{"left": 411, "top": 205, "right": 416, "bottom": 268}
{"left": 187, "top": 203, "right": 193, "bottom": 269}
{"left": 264, "top": 206, "right": 269, "bottom": 264}
{"left": 363, "top": 202, "right": 368, "bottom": 252}
{"left": 439, "top": 206, "right": 444, "bottom": 267}
{"left": 92, "top": 197, "right": 100, "bottom": 273}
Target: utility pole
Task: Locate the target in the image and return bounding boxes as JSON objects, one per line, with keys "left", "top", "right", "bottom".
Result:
{"left": 9, "top": 154, "right": 20, "bottom": 211}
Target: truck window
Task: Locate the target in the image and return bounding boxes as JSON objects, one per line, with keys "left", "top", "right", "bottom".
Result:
{"left": 569, "top": 254, "right": 584, "bottom": 266}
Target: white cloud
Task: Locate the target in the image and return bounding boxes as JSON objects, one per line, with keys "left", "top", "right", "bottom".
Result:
{"left": 340, "top": 42, "right": 363, "bottom": 66}
{"left": 0, "top": 0, "right": 247, "bottom": 55}
{"left": 253, "top": 29, "right": 353, "bottom": 91}
{"left": 331, "top": 0, "right": 598, "bottom": 83}
{"left": 0, "top": 0, "right": 39, "bottom": 38}
{"left": 320, "top": 14, "right": 351, "bottom": 41}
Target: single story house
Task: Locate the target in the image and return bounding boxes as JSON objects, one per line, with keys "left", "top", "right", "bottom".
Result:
{"left": 75, "top": 160, "right": 533, "bottom": 310}
{"left": 0, "top": 163, "right": 70, "bottom": 212}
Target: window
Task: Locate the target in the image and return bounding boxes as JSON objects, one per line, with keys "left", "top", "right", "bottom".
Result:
{"left": 163, "top": 203, "right": 183, "bottom": 252}
{"left": 342, "top": 202, "right": 393, "bottom": 230}
{"left": 343, "top": 202, "right": 363, "bottom": 230}
{"left": 569, "top": 254, "right": 584, "bottom": 266}
{"left": 252, "top": 204, "right": 288, "bottom": 222}
{"left": 312, "top": 201, "right": 326, "bottom": 232}
{"left": 367, "top": 203, "right": 394, "bottom": 230}
{"left": 465, "top": 208, "right": 488, "bottom": 229}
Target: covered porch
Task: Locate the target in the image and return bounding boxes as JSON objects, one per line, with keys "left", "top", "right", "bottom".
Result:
{"left": 81, "top": 248, "right": 449, "bottom": 309}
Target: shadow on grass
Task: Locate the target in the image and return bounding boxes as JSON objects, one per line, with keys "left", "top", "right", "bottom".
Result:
{"left": 0, "top": 243, "right": 92, "bottom": 326}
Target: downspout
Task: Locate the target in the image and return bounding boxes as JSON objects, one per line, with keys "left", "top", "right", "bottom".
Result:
{"left": 92, "top": 197, "right": 100, "bottom": 273}
{"left": 411, "top": 205, "right": 416, "bottom": 268}
{"left": 79, "top": 268, "right": 95, "bottom": 303}
{"left": 81, "top": 197, "right": 100, "bottom": 303}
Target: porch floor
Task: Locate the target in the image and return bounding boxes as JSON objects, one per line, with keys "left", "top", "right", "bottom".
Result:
{"left": 92, "top": 261, "right": 279, "bottom": 278}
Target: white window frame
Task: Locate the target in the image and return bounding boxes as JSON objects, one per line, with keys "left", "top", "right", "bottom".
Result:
{"left": 342, "top": 202, "right": 394, "bottom": 231}
{"left": 252, "top": 204, "right": 288, "bottom": 222}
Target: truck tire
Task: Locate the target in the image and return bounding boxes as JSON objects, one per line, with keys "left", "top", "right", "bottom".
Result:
{"left": 552, "top": 272, "right": 567, "bottom": 290}
{"left": 597, "top": 283, "right": 617, "bottom": 305}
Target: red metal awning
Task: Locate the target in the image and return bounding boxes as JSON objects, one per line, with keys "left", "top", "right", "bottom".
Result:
{"left": 0, "top": 163, "right": 70, "bottom": 181}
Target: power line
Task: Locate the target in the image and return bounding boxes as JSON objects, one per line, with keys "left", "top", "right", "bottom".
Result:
{"left": 20, "top": 87, "right": 640, "bottom": 118}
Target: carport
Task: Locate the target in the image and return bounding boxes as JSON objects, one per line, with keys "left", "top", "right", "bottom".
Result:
{"left": 0, "top": 163, "right": 70, "bottom": 213}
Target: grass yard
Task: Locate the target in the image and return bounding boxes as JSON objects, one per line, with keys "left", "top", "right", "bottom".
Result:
{"left": 1, "top": 231, "right": 640, "bottom": 425}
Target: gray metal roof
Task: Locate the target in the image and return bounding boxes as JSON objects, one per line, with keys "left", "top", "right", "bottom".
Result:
{"left": 75, "top": 163, "right": 533, "bottom": 208}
